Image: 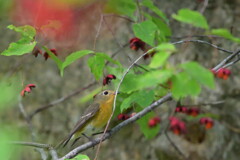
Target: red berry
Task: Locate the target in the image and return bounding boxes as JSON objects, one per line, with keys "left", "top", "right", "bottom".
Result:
{"left": 169, "top": 116, "right": 186, "bottom": 135}
{"left": 43, "top": 48, "right": 58, "bottom": 60}
{"left": 153, "top": 117, "right": 161, "bottom": 123}
{"left": 199, "top": 117, "right": 214, "bottom": 129}
{"left": 148, "top": 119, "right": 157, "bottom": 128}
{"left": 214, "top": 68, "right": 231, "bottom": 80}
{"left": 32, "top": 47, "right": 42, "bottom": 57}
{"left": 175, "top": 106, "right": 188, "bottom": 113}
{"left": 117, "top": 114, "right": 129, "bottom": 121}
{"left": 187, "top": 107, "right": 200, "bottom": 117}
{"left": 129, "top": 37, "right": 145, "bottom": 51}
{"left": 21, "top": 84, "right": 36, "bottom": 97}
{"left": 103, "top": 74, "right": 116, "bottom": 86}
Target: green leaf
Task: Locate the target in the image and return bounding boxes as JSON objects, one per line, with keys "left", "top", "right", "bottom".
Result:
{"left": 88, "top": 55, "right": 105, "bottom": 80}
{"left": 95, "top": 53, "right": 121, "bottom": 66}
{"left": 171, "top": 72, "right": 201, "bottom": 99}
{"left": 149, "top": 43, "right": 176, "bottom": 68}
{"left": 172, "top": 9, "right": 209, "bottom": 29}
{"left": 120, "top": 70, "right": 173, "bottom": 93}
{"left": 211, "top": 28, "right": 240, "bottom": 43}
{"left": 141, "top": 0, "right": 168, "bottom": 23}
{"left": 152, "top": 16, "right": 172, "bottom": 37}
{"left": 133, "top": 20, "right": 158, "bottom": 46}
{"left": 61, "top": 50, "right": 94, "bottom": 74}
{"left": 120, "top": 90, "right": 154, "bottom": 112}
{"left": 1, "top": 25, "right": 37, "bottom": 56}
{"left": 88, "top": 53, "right": 120, "bottom": 80}
{"left": 104, "top": 0, "right": 137, "bottom": 20}
{"left": 136, "top": 109, "right": 160, "bottom": 139}
{"left": 43, "top": 47, "right": 63, "bottom": 73}
{"left": 181, "top": 61, "right": 215, "bottom": 88}
{"left": 64, "top": 154, "right": 90, "bottom": 160}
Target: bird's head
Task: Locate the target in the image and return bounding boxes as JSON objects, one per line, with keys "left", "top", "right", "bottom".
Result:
{"left": 94, "top": 90, "right": 118, "bottom": 103}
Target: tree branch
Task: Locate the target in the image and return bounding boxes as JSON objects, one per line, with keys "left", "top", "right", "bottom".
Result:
{"left": 58, "top": 94, "right": 172, "bottom": 160}
{"left": 171, "top": 39, "right": 233, "bottom": 54}
{"left": 29, "top": 82, "right": 96, "bottom": 120}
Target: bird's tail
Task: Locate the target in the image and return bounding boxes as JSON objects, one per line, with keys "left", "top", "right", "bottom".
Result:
{"left": 55, "top": 135, "right": 72, "bottom": 149}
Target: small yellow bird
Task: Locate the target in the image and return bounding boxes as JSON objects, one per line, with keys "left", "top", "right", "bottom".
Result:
{"left": 58, "top": 90, "right": 117, "bottom": 147}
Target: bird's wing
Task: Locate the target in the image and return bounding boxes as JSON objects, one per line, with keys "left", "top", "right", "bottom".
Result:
{"left": 58, "top": 103, "right": 100, "bottom": 148}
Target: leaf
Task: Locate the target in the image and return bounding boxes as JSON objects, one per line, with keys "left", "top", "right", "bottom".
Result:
{"left": 181, "top": 61, "right": 215, "bottom": 88}
{"left": 88, "top": 55, "right": 105, "bottom": 80}
{"left": 43, "top": 47, "right": 63, "bottom": 73}
{"left": 88, "top": 53, "right": 120, "bottom": 80}
{"left": 149, "top": 43, "right": 175, "bottom": 68}
{"left": 120, "top": 90, "right": 154, "bottom": 112}
{"left": 1, "top": 25, "right": 37, "bottom": 56}
{"left": 65, "top": 154, "right": 90, "bottom": 160}
{"left": 211, "top": 28, "right": 240, "bottom": 43}
{"left": 141, "top": 0, "right": 168, "bottom": 23}
{"left": 120, "top": 70, "right": 173, "bottom": 93}
{"left": 136, "top": 108, "right": 160, "bottom": 139}
{"left": 133, "top": 20, "right": 158, "bottom": 46}
{"left": 152, "top": 16, "right": 172, "bottom": 37}
{"left": 171, "top": 72, "right": 201, "bottom": 99}
{"left": 95, "top": 53, "right": 121, "bottom": 66}
{"left": 172, "top": 9, "right": 209, "bottom": 29}
{"left": 104, "top": 0, "right": 137, "bottom": 20}
{"left": 61, "top": 50, "right": 94, "bottom": 74}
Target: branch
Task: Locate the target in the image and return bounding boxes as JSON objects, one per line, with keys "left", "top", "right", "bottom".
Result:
{"left": 29, "top": 82, "right": 96, "bottom": 120}
{"left": 171, "top": 39, "right": 233, "bottom": 54}
{"left": 10, "top": 141, "right": 52, "bottom": 149}
{"left": 58, "top": 94, "right": 172, "bottom": 160}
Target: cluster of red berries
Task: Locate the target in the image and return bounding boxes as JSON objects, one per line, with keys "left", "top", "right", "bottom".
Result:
{"left": 32, "top": 48, "right": 58, "bottom": 60}
{"left": 103, "top": 74, "right": 116, "bottom": 86}
{"left": 211, "top": 68, "right": 231, "bottom": 80}
{"left": 199, "top": 117, "right": 214, "bottom": 129}
{"left": 129, "top": 37, "right": 157, "bottom": 59}
{"left": 21, "top": 84, "right": 36, "bottom": 97}
{"left": 169, "top": 116, "right": 186, "bottom": 135}
{"left": 117, "top": 113, "right": 136, "bottom": 121}
{"left": 175, "top": 106, "right": 200, "bottom": 117}
{"left": 148, "top": 116, "right": 161, "bottom": 128}
{"left": 129, "top": 37, "right": 145, "bottom": 51}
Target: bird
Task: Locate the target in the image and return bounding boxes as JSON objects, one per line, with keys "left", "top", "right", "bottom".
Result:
{"left": 57, "top": 90, "right": 117, "bottom": 148}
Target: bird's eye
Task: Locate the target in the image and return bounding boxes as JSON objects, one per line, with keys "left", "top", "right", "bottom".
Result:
{"left": 103, "top": 91, "right": 109, "bottom": 95}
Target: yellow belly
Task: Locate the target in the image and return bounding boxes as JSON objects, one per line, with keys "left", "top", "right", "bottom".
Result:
{"left": 91, "top": 101, "right": 113, "bottom": 128}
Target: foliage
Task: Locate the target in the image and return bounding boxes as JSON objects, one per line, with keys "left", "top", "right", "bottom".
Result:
{"left": 1, "top": 25, "right": 36, "bottom": 56}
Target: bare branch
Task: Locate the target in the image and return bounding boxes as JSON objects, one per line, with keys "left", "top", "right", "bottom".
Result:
{"left": 58, "top": 94, "right": 172, "bottom": 160}
{"left": 29, "top": 82, "right": 96, "bottom": 120}
{"left": 10, "top": 141, "right": 52, "bottom": 149}
{"left": 172, "top": 39, "right": 233, "bottom": 54}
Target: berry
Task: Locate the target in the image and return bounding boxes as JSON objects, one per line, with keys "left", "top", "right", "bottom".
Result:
{"left": 169, "top": 116, "right": 186, "bottom": 135}
{"left": 153, "top": 117, "right": 161, "bottom": 123}
{"left": 199, "top": 117, "right": 214, "bottom": 129}
{"left": 21, "top": 84, "right": 36, "bottom": 97}
{"left": 103, "top": 74, "right": 116, "bottom": 86}
{"left": 129, "top": 37, "right": 145, "bottom": 51}
{"left": 32, "top": 47, "right": 42, "bottom": 57}
{"left": 117, "top": 114, "right": 129, "bottom": 121}
{"left": 212, "top": 68, "right": 231, "bottom": 80}
{"left": 187, "top": 107, "right": 200, "bottom": 117}
{"left": 43, "top": 48, "right": 58, "bottom": 60}
{"left": 148, "top": 119, "right": 157, "bottom": 128}
{"left": 175, "top": 106, "right": 188, "bottom": 113}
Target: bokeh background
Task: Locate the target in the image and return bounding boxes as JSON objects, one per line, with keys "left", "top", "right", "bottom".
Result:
{"left": 1, "top": 0, "right": 240, "bottom": 159}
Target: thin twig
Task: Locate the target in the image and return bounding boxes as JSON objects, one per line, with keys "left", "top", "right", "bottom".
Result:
{"left": 199, "top": 0, "right": 209, "bottom": 14}
{"left": 29, "top": 82, "right": 96, "bottom": 120}
{"left": 165, "top": 132, "right": 188, "bottom": 160}
{"left": 171, "top": 39, "right": 233, "bottom": 54}
{"left": 10, "top": 141, "right": 52, "bottom": 149}
{"left": 58, "top": 94, "right": 172, "bottom": 160}
{"left": 93, "top": 14, "right": 104, "bottom": 51}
